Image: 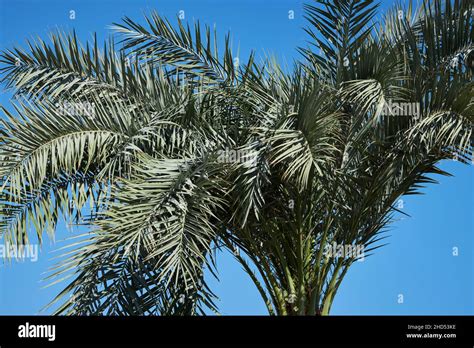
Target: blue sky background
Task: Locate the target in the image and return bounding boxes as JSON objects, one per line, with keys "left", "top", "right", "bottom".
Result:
{"left": 0, "top": 0, "right": 472, "bottom": 315}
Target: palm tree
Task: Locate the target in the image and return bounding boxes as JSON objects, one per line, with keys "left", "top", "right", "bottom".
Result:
{"left": 0, "top": 0, "right": 472, "bottom": 315}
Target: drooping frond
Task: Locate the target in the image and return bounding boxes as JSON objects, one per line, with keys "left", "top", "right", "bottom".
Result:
{"left": 301, "top": 0, "right": 379, "bottom": 83}
{"left": 0, "top": 0, "right": 472, "bottom": 317}
{"left": 112, "top": 12, "right": 237, "bottom": 84}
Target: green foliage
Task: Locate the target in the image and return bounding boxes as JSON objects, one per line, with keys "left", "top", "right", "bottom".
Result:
{"left": 0, "top": 0, "right": 472, "bottom": 315}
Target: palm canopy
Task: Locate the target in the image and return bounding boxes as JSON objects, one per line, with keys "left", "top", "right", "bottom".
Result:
{"left": 0, "top": 0, "right": 472, "bottom": 315}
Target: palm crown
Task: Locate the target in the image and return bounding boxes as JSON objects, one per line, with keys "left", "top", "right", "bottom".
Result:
{"left": 0, "top": 0, "right": 472, "bottom": 315}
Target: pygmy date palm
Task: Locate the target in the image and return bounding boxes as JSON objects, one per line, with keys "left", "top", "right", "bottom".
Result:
{"left": 0, "top": 0, "right": 472, "bottom": 315}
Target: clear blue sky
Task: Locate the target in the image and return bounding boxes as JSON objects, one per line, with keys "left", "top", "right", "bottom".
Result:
{"left": 0, "top": 0, "right": 472, "bottom": 315}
